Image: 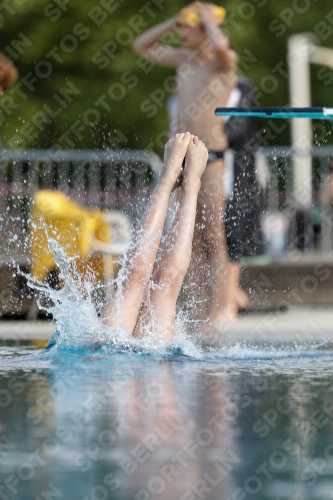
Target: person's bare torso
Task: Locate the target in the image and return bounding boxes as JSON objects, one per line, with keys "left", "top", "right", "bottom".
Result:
{"left": 176, "top": 57, "right": 236, "bottom": 151}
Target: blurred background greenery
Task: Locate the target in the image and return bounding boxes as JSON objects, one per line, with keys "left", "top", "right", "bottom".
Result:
{"left": 1, "top": 0, "right": 333, "bottom": 154}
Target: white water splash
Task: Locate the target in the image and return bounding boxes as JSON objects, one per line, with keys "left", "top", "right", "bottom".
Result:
{"left": 23, "top": 236, "right": 333, "bottom": 361}
{"left": 25, "top": 236, "right": 204, "bottom": 357}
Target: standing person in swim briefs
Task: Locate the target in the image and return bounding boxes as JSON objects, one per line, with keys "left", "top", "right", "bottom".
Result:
{"left": 132, "top": 2, "right": 239, "bottom": 331}
{"left": 103, "top": 133, "right": 208, "bottom": 341}
{"left": 223, "top": 76, "right": 264, "bottom": 315}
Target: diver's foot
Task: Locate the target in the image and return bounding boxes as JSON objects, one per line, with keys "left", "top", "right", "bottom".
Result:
{"left": 236, "top": 286, "right": 249, "bottom": 311}
{"left": 162, "top": 132, "right": 192, "bottom": 188}
{"left": 183, "top": 135, "right": 208, "bottom": 184}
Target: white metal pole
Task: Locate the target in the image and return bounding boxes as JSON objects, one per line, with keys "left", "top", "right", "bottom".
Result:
{"left": 288, "top": 34, "right": 313, "bottom": 209}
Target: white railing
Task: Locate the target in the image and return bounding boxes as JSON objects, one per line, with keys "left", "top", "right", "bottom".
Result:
{"left": 0, "top": 148, "right": 162, "bottom": 209}
{"left": 1, "top": 146, "right": 333, "bottom": 262}
{"left": 0, "top": 148, "right": 162, "bottom": 263}
{"left": 257, "top": 146, "right": 333, "bottom": 257}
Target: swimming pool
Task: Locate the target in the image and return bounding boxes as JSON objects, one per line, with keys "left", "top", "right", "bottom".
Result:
{"left": 1, "top": 240, "right": 333, "bottom": 500}
{"left": 1, "top": 336, "right": 333, "bottom": 500}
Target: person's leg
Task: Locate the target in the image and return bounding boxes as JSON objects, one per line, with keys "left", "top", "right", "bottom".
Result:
{"left": 179, "top": 157, "right": 242, "bottom": 331}
{"left": 198, "top": 159, "right": 234, "bottom": 329}
{"left": 176, "top": 158, "right": 236, "bottom": 331}
{"left": 175, "top": 189, "right": 211, "bottom": 326}
{"left": 217, "top": 260, "right": 242, "bottom": 323}
{"left": 133, "top": 136, "right": 208, "bottom": 342}
{"left": 183, "top": 221, "right": 211, "bottom": 322}
{"left": 233, "top": 261, "right": 249, "bottom": 311}
{"left": 102, "top": 132, "right": 192, "bottom": 332}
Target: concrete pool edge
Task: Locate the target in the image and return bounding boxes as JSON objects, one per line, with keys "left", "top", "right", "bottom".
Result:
{"left": 0, "top": 306, "right": 332, "bottom": 345}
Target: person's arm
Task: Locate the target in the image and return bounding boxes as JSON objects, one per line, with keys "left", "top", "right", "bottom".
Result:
{"left": 197, "top": 3, "right": 238, "bottom": 71}
{"left": 131, "top": 16, "right": 189, "bottom": 68}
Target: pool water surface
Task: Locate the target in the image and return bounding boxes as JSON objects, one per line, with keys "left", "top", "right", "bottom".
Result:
{"left": 1, "top": 339, "right": 333, "bottom": 500}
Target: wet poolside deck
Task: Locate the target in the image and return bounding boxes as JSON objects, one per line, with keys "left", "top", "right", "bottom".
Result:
{"left": 1, "top": 306, "right": 332, "bottom": 345}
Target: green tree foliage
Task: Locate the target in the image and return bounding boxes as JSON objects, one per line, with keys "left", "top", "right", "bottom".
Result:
{"left": 1, "top": 0, "right": 333, "bottom": 153}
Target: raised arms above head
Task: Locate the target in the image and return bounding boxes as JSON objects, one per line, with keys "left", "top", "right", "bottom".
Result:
{"left": 196, "top": 2, "right": 238, "bottom": 71}
{"left": 131, "top": 16, "right": 190, "bottom": 68}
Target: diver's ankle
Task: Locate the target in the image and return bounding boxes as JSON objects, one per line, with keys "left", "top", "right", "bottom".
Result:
{"left": 158, "top": 171, "right": 177, "bottom": 190}
{"left": 182, "top": 177, "right": 201, "bottom": 193}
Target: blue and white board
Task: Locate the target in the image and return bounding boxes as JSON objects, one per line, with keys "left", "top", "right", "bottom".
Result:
{"left": 215, "top": 107, "right": 333, "bottom": 120}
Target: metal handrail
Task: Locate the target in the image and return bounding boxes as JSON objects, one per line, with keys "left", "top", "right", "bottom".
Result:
{"left": 1, "top": 145, "right": 333, "bottom": 165}
{"left": 0, "top": 148, "right": 164, "bottom": 263}
{"left": 258, "top": 146, "right": 333, "bottom": 158}
{"left": 1, "top": 146, "right": 333, "bottom": 261}
{"left": 0, "top": 148, "right": 163, "bottom": 181}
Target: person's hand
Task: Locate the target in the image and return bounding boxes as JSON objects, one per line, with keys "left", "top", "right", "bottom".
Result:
{"left": 170, "top": 12, "right": 181, "bottom": 27}
{"left": 196, "top": 2, "right": 220, "bottom": 27}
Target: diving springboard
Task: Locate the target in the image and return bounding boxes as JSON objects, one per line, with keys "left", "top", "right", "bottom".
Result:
{"left": 215, "top": 107, "right": 333, "bottom": 119}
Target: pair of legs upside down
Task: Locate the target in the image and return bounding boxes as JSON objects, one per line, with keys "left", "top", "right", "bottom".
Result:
{"left": 102, "top": 132, "right": 208, "bottom": 342}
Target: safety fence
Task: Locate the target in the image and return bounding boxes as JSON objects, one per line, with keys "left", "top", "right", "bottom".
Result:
{"left": 1, "top": 146, "right": 333, "bottom": 263}
{"left": 257, "top": 146, "right": 333, "bottom": 258}
{"left": 0, "top": 148, "right": 162, "bottom": 209}
{"left": 0, "top": 149, "right": 162, "bottom": 263}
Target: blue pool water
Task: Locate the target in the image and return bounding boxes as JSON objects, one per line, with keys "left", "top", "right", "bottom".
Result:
{"left": 1, "top": 242, "right": 333, "bottom": 500}
{"left": 1, "top": 338, "right": 333, "bottom": 500}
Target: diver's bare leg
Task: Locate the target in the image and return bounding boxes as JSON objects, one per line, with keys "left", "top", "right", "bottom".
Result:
{"left": 102, "top": 132, "right": 192, "bottom": 332}
{"left": 179, "top": 214, "right": 210, "bottom": 324}
{"left": 133, "top": 136, "right": 208, "bottom": 341}
{"left": 178, "top": 159, "right": 232, "bottom": 330}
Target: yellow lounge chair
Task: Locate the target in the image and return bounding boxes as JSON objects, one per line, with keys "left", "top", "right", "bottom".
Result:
{"left": 29, "top": 190, "right": 130, "bottom": 317}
